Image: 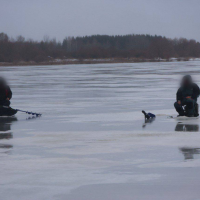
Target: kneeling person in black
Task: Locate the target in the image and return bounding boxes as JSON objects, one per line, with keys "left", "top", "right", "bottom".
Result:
{"left": 174, "top": 75, "right": 200, "bottom": 117}
{"left": 0, "top": 78, "right": 17, "bottom": 116}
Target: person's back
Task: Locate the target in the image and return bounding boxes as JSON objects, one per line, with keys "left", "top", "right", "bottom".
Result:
{"left": 0, "top": 77, "right": 17, "bottom": 116}
{"left": 174, "top": 75, "right": 200, "bottom": 117}
{"left": 0, "top": 77, "right": 12, "bottom": 106}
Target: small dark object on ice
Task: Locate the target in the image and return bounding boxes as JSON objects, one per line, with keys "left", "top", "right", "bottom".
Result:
{"left": 142, "top": 110, "right": 156, "bottom": 120}
{"left": 142, "top": 110, "right": 156, "bottom": 128}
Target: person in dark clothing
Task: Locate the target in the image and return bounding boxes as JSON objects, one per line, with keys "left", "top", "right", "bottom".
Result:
{"left": 174, "top": 75, "right": 200, "bottom": 117}
{"left": 0, "top": 77, "right": 12, "bottom": 106}
{"left": 0, "top": 77, "right": 17, "bottom": 116}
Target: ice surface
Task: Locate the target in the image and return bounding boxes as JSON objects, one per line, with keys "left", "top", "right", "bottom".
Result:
{"left": 0, "top": 61, "right": 200, "bottom": 200}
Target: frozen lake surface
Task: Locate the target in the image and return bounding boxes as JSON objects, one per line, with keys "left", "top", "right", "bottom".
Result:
{"left": 1, "top": 61, "right": 200, "bottom": 200}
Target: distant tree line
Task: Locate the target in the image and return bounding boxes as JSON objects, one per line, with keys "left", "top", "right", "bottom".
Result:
{"left": 0, "top": 32, "right": 200, "bottom": 63}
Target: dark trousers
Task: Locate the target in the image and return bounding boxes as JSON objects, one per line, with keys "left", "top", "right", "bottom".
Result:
{"left": 0, "top": 99, "right": 10, "bottom": 107}
{"left": 174, "top": 98, "right": 196, "bottom": 116}
{"left": 0, "top": 106, "right": 17, "bottom": 116}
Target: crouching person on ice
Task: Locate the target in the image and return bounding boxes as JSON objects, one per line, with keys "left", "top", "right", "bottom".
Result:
{"left": 174, "top": 75, "right": 200, "bottom": 117}
{"left": 0, "top": 77, "right": 17, "bottom": 116}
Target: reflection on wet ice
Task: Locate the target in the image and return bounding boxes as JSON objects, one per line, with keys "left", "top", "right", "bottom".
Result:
{"left": 142, "top": 118, "right": 155, "bottom": 128}
{"left": 0, "top": 117, "right": 17, "bottom": 133}
{"left": 175, "top": 123, "right": 199, "bottom": 132}
{"left": 0, "top": 117, "right": 17, "bottom": 151}
{"left": 0, "top": 133, "right": 12, "bottom": 140}
{"left": 179, "top": 147, "right": 200, "bottom": 160}
{"left": 0, "top": 144, "right": 13, "bottom": 149}
{"left": 26, "top": 116, "right": 40, "bottom": 121}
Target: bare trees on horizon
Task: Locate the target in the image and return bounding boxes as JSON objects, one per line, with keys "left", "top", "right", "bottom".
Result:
{"left": 0, "top": 32, "right": 200, "bottom": 63}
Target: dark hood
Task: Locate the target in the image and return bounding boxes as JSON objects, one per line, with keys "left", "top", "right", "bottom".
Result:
{"left": 181, "top": 75, "right": 193, "bottom": 87}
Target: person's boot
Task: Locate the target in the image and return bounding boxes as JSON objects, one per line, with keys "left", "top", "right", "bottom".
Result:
{"left": 186, "top": 114, "right": 194, "bottom": 117}
{"left": 178, "top": 113, "right": 185, "bottom": 117}
{"left": 177, "top": 111, "right": 185, "bottom": 117}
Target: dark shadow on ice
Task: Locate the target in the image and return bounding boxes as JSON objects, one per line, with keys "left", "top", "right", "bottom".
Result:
{"left": 179, "top": 147, "right": 200, "bottom": 160}
{"left": 175, "top": 123, "right": 199, "bottom": 132}
{"left": 142, "top": 118, "right": 155, "bottom": 128}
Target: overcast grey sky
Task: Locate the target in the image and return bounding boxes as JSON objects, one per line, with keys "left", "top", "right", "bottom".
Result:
{"left": 0, "top": 0, "right": 200, "bottom": 42}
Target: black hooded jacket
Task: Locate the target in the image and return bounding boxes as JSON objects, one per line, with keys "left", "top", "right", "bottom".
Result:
{"left": 0, "top": 78, "right": 12, "bottom": 105}
{"left": 176, "top": 75, "right": 200, "bottom": 101}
